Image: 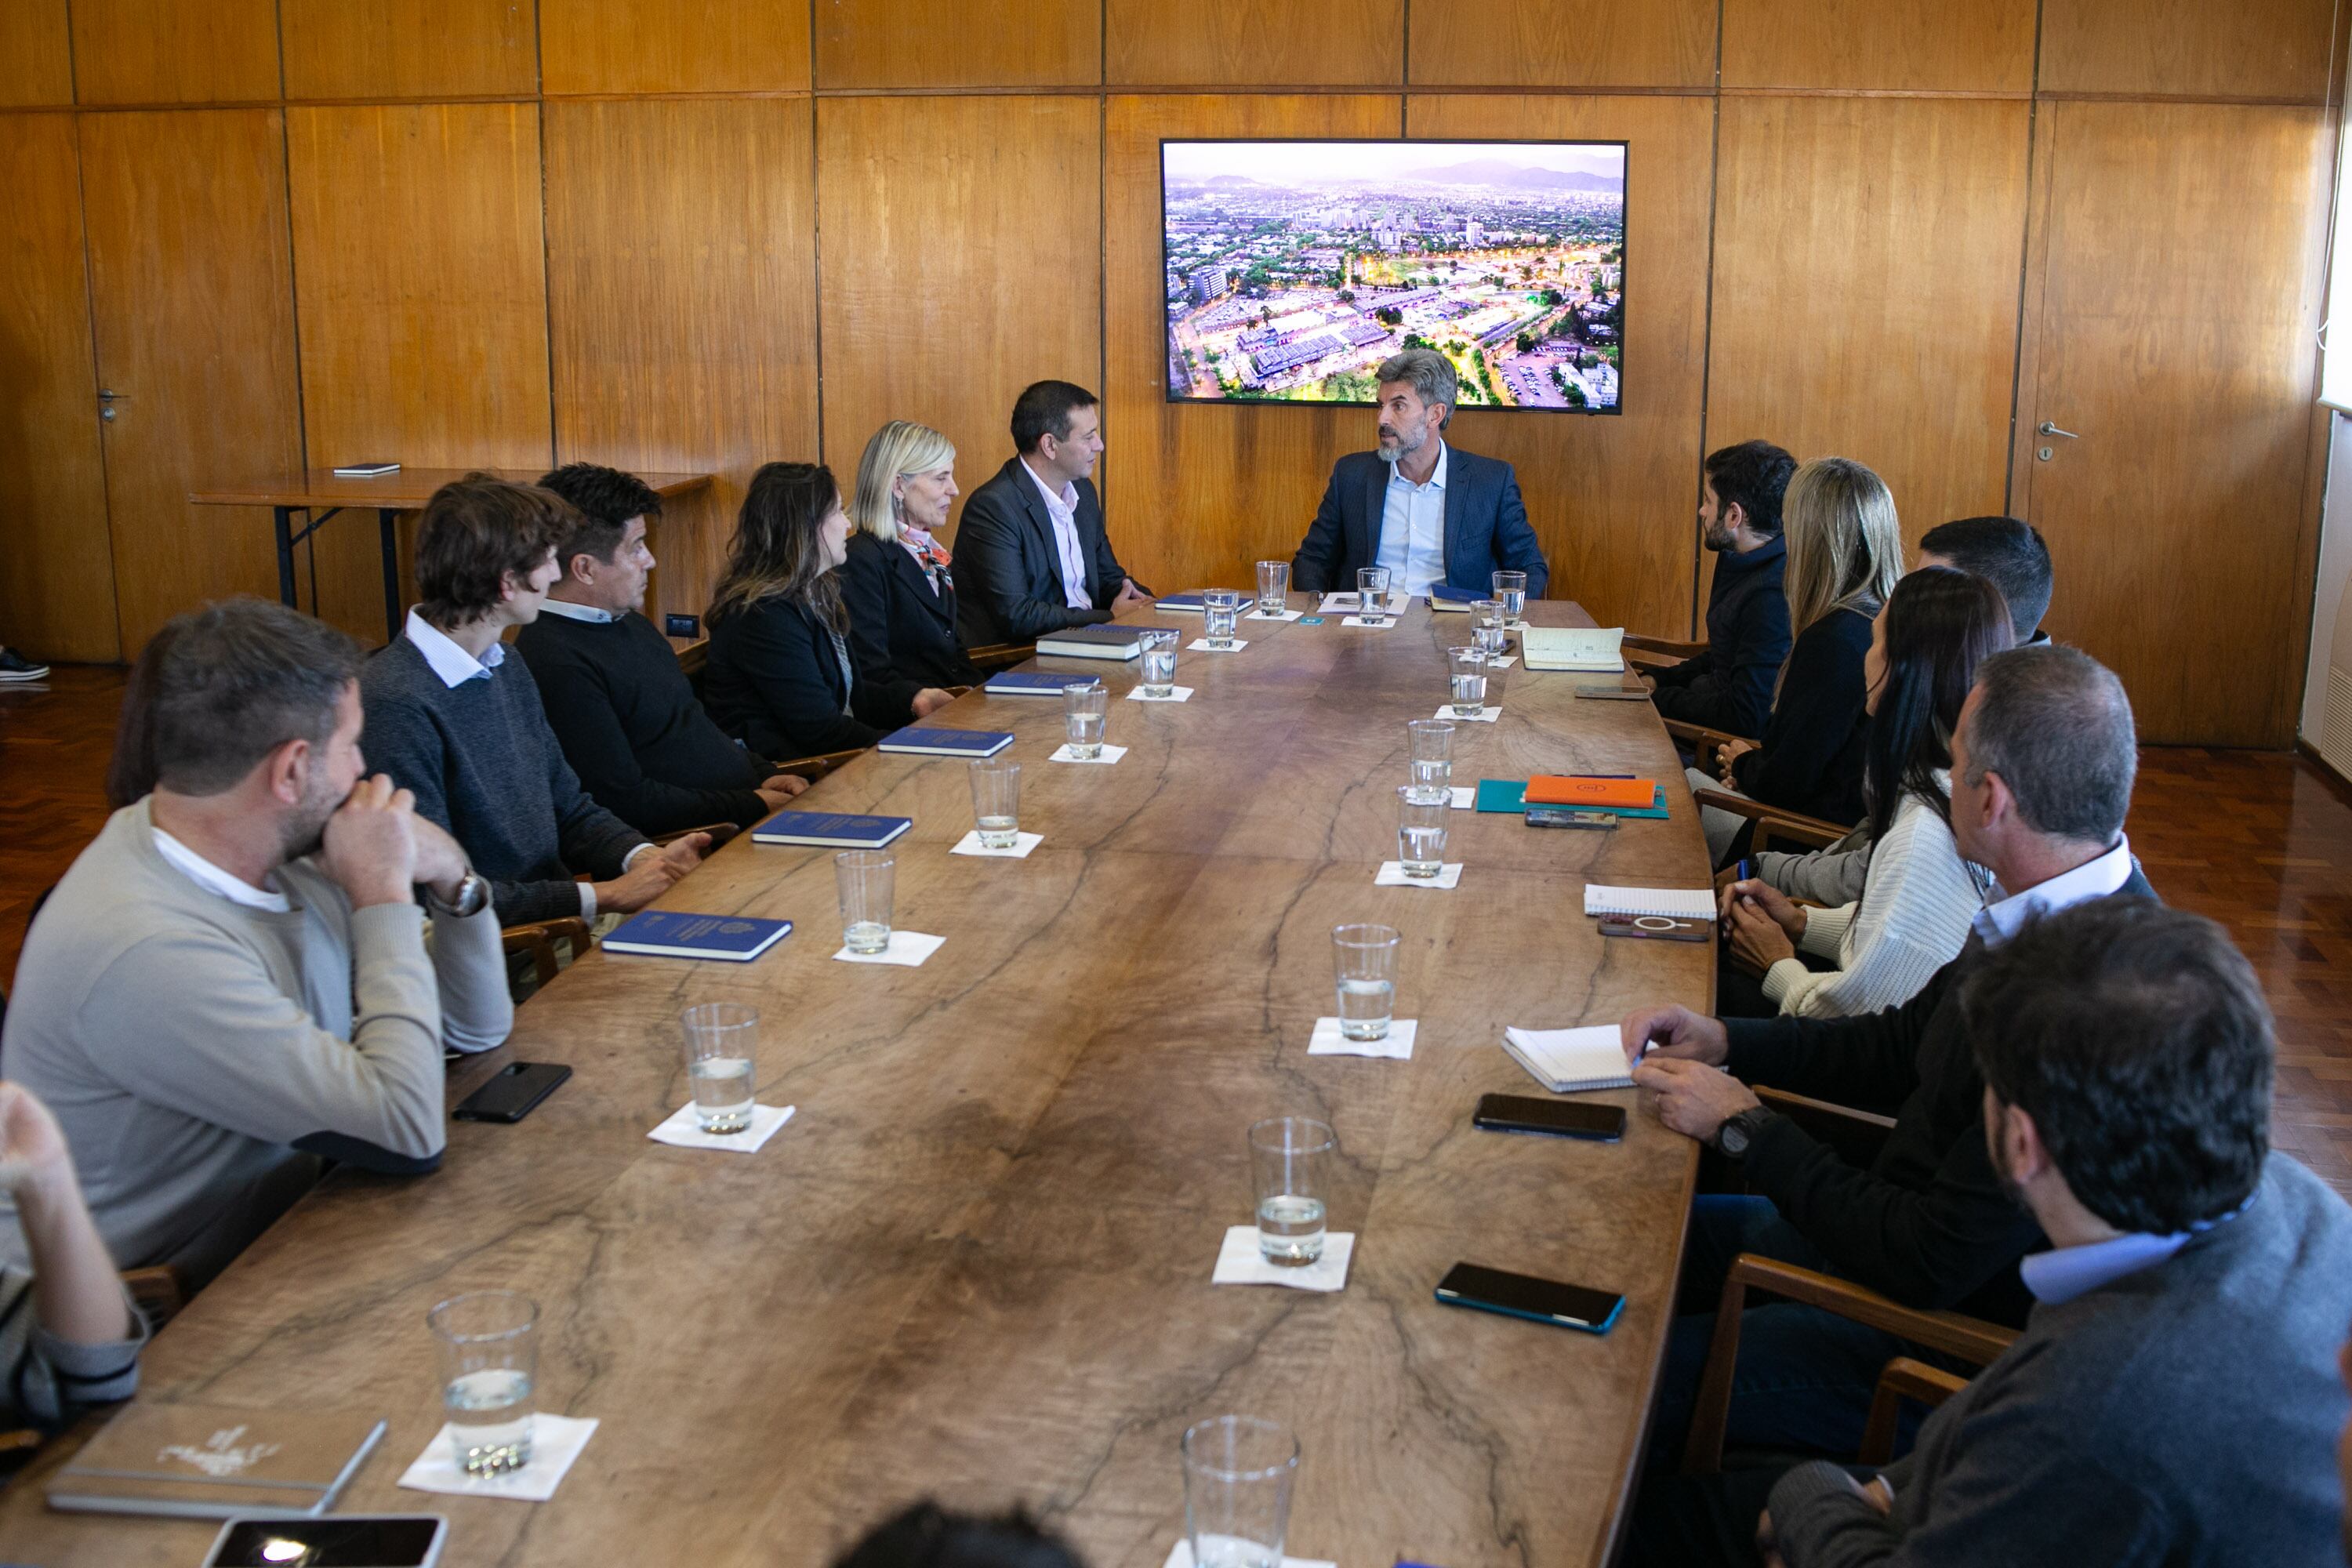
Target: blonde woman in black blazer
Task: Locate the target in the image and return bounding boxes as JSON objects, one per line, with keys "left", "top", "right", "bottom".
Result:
{"left": 841, "top": 420, "right": 983, "bottom": 713}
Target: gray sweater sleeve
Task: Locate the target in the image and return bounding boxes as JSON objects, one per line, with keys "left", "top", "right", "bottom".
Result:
{"left": 428, "top": 901, "right": 512, "bottom": 1056}
{"left": 0, "top": 1266, "right": 147, "bottom": 1427}
{"left": 1772, "top": 1443, "right": 2169, "bottom": 1566}
{"left": 1759, "top": 827, "right": 1875, "bottom": 905}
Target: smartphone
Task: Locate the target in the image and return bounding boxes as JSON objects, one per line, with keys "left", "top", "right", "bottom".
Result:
{"left": 1573, "top": 685, "right": 1650, "bottom": 701}
{"left": 1525, "top": 807, "right": 1616, "bottom": 830}
{"left": 204, "top": 1516, "right": 448, "bottom": 1568}
{"left": 452, "top": 1062, "right": 572, "bottom": 1123}
{"left": 1598, "top": 915, "right": 1711, "bottom": 942}
{"left": 1472, "top": 1093, "right": 1625, "bottom": 1142}
{"left": 1436, "top": 1261, "right": 1624, "bottom": 1334}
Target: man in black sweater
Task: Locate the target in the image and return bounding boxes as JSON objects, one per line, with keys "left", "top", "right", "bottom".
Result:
{"left": 1646, "top": 440, "right": 1795, "bottom": 739}
{"left": 521, "top": 464, "right": 808, "bottom": 836}
{"left": 1620, "top": 644, "right": 2151, "bottom": 1471}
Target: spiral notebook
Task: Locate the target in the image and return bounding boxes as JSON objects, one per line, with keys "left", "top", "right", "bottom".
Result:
{"left": 1502, "top": 1025, "right": 1635, "bottom": 1094}
{"left": 1583, "top": 884, "right": 1716, "bottom": 921}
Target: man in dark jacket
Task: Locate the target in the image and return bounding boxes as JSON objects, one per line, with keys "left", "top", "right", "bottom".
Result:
{"left": 1647, "top": 440, "right": 1795, "bottom": 738}
{"left": 1621, "top": 644, "right": 2151, "bottom": 1468}
{"left": 952, "top": 381, "right": 1148, "bottom": 647}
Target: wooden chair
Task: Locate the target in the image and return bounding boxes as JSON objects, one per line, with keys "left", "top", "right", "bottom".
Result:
{"left": 1689, "top": 788, "right": 1854, "bottom": 855}
{"left": 1858, "top": 1356, "right": 1971, "bottom": 1465}
{"left": 652, "top": 823, "right": 738, "bottom": 851}
{"left": 1622, "top": 632, "right": 1708, "bottom": 671}
{"left": 769, "top": 747, "right": 869, "bottom": 783}
{"left": 502, "top": 916, "right": 596, "bottom": 989}
{"left": 1661, "top": 717, "right": 1755, "bottom": 778}
{"left": 1754, "top": 1086, "right": 1898, "bottom": 1169}
{"left": 967, "top": 643, "right": 1035, "bottom": 675}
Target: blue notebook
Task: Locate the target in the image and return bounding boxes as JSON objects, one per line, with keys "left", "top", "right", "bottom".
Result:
{"left": 878, "top": 728, "right": 1014, "bottom": 757}
{"left": 1428, "top": 583, "right": 1483, "bottom": 604}
{"left": 1154, "top": 591, "right": 1256, "bottom": 613}
{"left": 985, "top": 671, "right": 1100, "bottom": 696}
{"left": 750, "top": 811, "right": 913, "bottom": 848}
{"left": 602, "top": 910, "right": 793, "bottom": 962}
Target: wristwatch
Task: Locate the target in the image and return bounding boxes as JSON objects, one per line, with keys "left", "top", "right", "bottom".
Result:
{"left": 1715, "top": 1106, "right": 1773, "bottom": 1159}
{"left": 424, "top": 871, "right": 491, "bottom": 919}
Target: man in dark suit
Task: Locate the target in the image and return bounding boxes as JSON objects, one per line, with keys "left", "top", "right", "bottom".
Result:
{"left": 1289, "top": 348, "right": 1549, "bottom": 601}
{"left": 952, "top": 381, "right": 1149, "bottom": 646}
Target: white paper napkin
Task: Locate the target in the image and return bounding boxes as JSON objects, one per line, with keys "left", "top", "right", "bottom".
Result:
{"left": 1434, "top": 703, "right": 1501, "bottom": 723}
{"left": 1185, "top": 638, "right": 1249, "bottom": 653}
{"left": 1125, "top": 686, "right": 1194, "bottom": 702}
{"left": 1248, "top": 608, "right": 1305, "bottom": 622}
{"left": 1308, "top": 1015, "right": 1416, "bottom": 1059}
{"left": 1049, "top": 743, "right": 1127, "bottom": 764}
{"left": 1449, "top": 785, "right": 1475, "bottom": 809}
{"left": 833, "top": 931, "right": 945, "bottom": 966}
{"left": 1486, "top": 654, "right": 1519, "bottom": 668}
{"left": 951, "top": 829, "right": 1043, "bottom": 858}
{"left": 1211, "top": 1225, "right": 1355, "bottom": 1292}
{"left": 1377, "top": 860, "right": 1464, "bottom": 889}
{"left": 397, "top": 1413, "right": 598, "bottom": 1502}
{"left": 1342, "top": 614, "right": 1399, "bottom": 629}
{"left": 1320, "top": 590, "right": 1403, "bottom": 615}
{"left": 646, "top": 1102, "right": 796, "bottom": 1152}
{"left": 1163, "top": 1542, "right": 1337, "bottom": 1568}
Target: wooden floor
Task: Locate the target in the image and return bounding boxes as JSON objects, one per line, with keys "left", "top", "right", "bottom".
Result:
{"left": 5, "top": 668, "right": 2350, "bottom": 1200}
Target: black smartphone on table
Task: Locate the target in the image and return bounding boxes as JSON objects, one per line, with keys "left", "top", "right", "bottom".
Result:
{"left": 1473, "top": 1093, "right": 1625, "bottom": 1142}
{"left": 1436, "top": 1261, "right": 1625, "bottom": 1334}
{"left": 1525, "top": 807, "right": 1617, "bottom": 830}
{"left": 452, "top": 1062, "right": 572, "bottom": 1123}
{"left": 205, "top": 1515, "right": 448, "bottom": 1567}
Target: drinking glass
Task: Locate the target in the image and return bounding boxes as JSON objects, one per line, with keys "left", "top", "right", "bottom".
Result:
{"left": 1356, "top": 566, "right": 1392, "bottom": 622}
{"left": 1396, "top": 786, "right": 1449, "bottom": 879}
{"left": 1203, "top": 589, "right": 1242, "bottom": 648}
{"left": 1331, "top": 922, "right": 1399, "bottom": 1042}
{"left": 1248, "top": 1116, "right": 1335, "bottom": 1266}
{"left": 1255, "top": 561, "right": 1290, "bottom": 618}
{"left": 1471, "top": 598, "right": 1508, "bottom": 657}
{"left": 834, "top": 850, "right": 895, "bottom": 956}
{"left": 1448, "top": 646, "right": 1490, "bottom": 717}
{"left": 1063, "top": 681, "right": 1109, "bottom": 757}
{"left": 681, "top": 1000, "right": 758, "bottom": 1133}
{"left": 430, "top": 1291, "right": 538, "bottom": 1476}
{"left": 1182, "top": 1415, "right": 1299, "bottom": 1568}
{"left": 1140, "top": 630, "right": 1179, "bottom": 697}
{"left": 1406, "top": 717, "right": 1455, "bottom": 798}
{"left": 970, "top": 757, "right": 1021, "bottom": 848}
{"left": 1492, "top": 570, "right": 1528, "bottom": 622}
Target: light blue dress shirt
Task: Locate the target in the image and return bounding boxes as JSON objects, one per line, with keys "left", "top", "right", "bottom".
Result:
{"left": 1374, "top": 441, "right": 1448, "bottom": 596}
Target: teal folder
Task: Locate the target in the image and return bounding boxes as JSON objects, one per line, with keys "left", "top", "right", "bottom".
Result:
{"left": 1477, "top": 779, "right": 1669, "bottom": 819}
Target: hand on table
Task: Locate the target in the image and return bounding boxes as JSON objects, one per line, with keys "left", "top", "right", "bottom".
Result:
{"left": 594, "top": 834, "right": 708, "bottom": 915}
{"left": 911, "top": 687, "right": 957, "bottom": 718}
{"left": 1633, "top": 1055, "right": 1762, "bottom": 1145}
{"left": 756, "top": 773, "right": 811, "bottom": 813}
{"left": 1110, "top": 579, "right": 1152, "bottom": 613}
{"left": 1723, "top": 882, "right": 1802, "bottom": 977}
{"left": 1619, "top": 1003, "right": 1729, "bottom": 1067}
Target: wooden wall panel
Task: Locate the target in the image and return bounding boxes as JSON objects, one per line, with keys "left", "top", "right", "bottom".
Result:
{"left": 1408, "top": 0, "right": 1715, "bottom": 89}
{"left": 0, "top": 1, "right": 75, "bottom": 107}
{"left": 2039, "top": 0, "right": 2338, "bottom": 101}
{"left": 818, "top": 96, "right": 1101, "bottom": 554}
{"left": 80, "top": 110, "right": 302, "bottom": 657}
{"left": 1722, "top": 0, "right": 2036, "bottom": 93}
{"left": 1410, "top": 94, "right": 1715, "bottom": 637}
{"left": 280, "top": 0, "right": 536, "bottom": 100}
{"left": 0, "top": 115, "right": 118, "bottom": 662}
{"left": 1102, "top": 94, "right": 1402, "bottom": 597}
{"left": 540, "top": 0, "right": 811, "bottom": 96}
{"left": 815, "top": 0, "right": 1098, "bottom": 90}
{"left": 1705, "top": 97, "right": 2030, "bottom": 557}
{"left": 69, "top": 0, "right": 281, "bottom": 105}
{"left": 1108, "top": 0, "right": 1401, "bottom": 86}
{"left": 545, "top": 98, "right": 818, "bottom": 625}
{"left": 286, "top": 104, "right": 553, "bottom": 639}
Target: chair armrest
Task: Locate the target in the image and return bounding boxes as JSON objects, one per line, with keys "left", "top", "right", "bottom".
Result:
{"left": 652, "top": 823, "right": 739, "bottom": 851}
{"left": 1690, "top": 789, "right": 1852, "bottom": 851}
{"left": 122, "top": 1265, "right": 186, "bottom": 1331}
{"left": 1857, "top": 1356, "right": 1972, "bottom": 1466}
{"left": 502, "top": 916, "right": 596, "bottom": 989}
{"left": 1661, "top": 718, "right": 1754, "bottom": 775}
{"left": 1622, "top": 647, "right": 1679, "bottom": 672}
{"left": 1682, "top": 1254, "right": 2017, "bottom": 1474}
{"left": 1753, "top": 1086, "right": 1898, "bottom": 1170}
{"left": 768, "top": 746, "right": 869, "bottom": 782}
{"left": 967, "top": 643, "right": 1036, "bottom": 674}
{"left": 1623, "top": 633, "right": 1708, "bottom": 659}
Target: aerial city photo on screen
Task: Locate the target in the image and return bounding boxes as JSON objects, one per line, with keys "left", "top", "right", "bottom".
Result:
{"left": 1160, "top": 139, "right": 1626, "bottom": 412}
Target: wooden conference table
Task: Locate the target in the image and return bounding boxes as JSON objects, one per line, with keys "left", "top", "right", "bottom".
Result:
{"left": 2, "top": 598, "right": 1711, "bottom": 1567}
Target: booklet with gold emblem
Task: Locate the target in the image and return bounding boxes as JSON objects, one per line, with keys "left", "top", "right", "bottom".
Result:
{"left": 47, "top": 1403, "right": 387, "bottom": 1518}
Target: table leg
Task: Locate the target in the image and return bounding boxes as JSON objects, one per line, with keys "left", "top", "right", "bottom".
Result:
{"left": 380, "top": 508, "right": 402, "bottom": 641}
{"left": 275, "top": 506, "right": 299, "bottom": 609}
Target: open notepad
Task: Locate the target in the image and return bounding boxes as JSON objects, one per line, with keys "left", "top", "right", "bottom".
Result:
{"left": 1584, "top": 884, "right": 1717, "bottom": 921}
{"left": 1519, "top": 626, "right": 1625, "bottom": 673}
{"left": 1502, "top": 1025, "right": 1635, "bottom": 1094}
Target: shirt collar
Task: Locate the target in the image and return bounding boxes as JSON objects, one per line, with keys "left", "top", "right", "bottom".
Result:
{"left": 151, "top": 826, "right": 292, "bottom": 913}
{"left": 535, "top": 597, "right": 618, "bottom": 624}
{"left": 1388, "top": 440, "right": 1448, "bottom": 492}
{"left": 404, "top": 608, "right": 506, "bottom": 688}
{"left": 1020, "top": 456, "right": 1078, "bottom": 521}
{"left": 2020, "top": 1190, "right": 2252, "bottom": 1305}
{"left": 1971, "top": 833, "right": 2135, "bottom": 946}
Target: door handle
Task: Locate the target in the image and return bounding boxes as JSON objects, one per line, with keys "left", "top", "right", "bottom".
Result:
{"left": 2037, "top": 422, "right": 2078, "bottom": 439}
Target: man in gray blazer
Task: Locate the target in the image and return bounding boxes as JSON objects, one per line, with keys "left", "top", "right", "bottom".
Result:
{"left": 1290, "top": 348, "right": 1549, "bottom": 601}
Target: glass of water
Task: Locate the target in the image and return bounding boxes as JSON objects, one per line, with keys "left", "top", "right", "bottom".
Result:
{"left": 1472, "top": 598, "right": 1508, "bottom": 657}
{"left": 1356, "top": 566, "right": 1392, "bottom": 622}
{"left": 1396, "top": 786, "right": 1449, "bottom": 878}
{"left": 1406, "top": 717, "right": 1455, "bottom": 798}
{"left": 1448, "top": 646, "right": 1490, "bottom": 717}
{"left": 1492, "top": 570, "right": 1528, "bottom": 622}
{"left": 1332, "top": 921, "right": 1399, "bottom": 1041}
{"left": 1203, "top": 589, "right": 1242, "bottom": 648}
{"left": 1183, "top": 1415, "right": 1299, "bottom": 1568}
{"left": 1248, "top": 1116, "right": 1335, "bottom": 1266}
{"left": 970, "top": 757, "right": 1021, "bottom": 848}
{"left": 1063, "top": 681, "right": 1109, "bottom": 757}
{"left": 681, "top": 1000, "right": 757, "bottom": 1133}
{"left": 1255, "top": 561, "right": 1289, "bottom": 618}
{"left": 1141, "top": 630, "right": 1179, "bottom": 696}
{"left": 430, "top": 1291, "right": 537, "bottom": 1476}
{"left": 835, "top": 850, "right": 894, "bottom": 955}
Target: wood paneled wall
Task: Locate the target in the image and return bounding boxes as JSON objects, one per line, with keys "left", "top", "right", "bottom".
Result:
{"left": 0, "top": 0, "right": 2339, "bottom": 744}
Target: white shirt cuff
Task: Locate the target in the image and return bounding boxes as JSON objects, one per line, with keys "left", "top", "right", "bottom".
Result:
{"left": 578, "top": 881, "right": 597, "bottom": 921}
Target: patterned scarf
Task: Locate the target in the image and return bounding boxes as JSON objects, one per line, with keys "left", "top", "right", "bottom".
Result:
{"left": 899, "top": 522, "right": 953, "bottom": 595}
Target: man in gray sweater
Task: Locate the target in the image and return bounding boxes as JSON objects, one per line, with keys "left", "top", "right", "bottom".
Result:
{"left": 2, "top": 601, "right": 511, "bottom": 1287}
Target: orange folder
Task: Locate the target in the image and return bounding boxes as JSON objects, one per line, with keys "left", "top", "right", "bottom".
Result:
{"left": 1525, "top": 775, "right": 1657, "bottom": 809}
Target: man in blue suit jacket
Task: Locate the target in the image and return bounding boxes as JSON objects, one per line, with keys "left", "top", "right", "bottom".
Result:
{"left": 1290, "top": 348, "right": 1549, "bottom": 601}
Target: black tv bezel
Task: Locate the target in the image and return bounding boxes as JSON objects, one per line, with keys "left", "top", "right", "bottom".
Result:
{"left": 1156, "top": 136, "right": 1629, "bottom": 417}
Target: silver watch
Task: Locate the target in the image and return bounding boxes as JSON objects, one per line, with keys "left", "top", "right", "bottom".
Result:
{"left": 426, "top": 872, "right": 490, "bottom": 919}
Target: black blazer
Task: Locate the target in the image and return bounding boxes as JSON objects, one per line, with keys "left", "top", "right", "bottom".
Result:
{"left": 1730, "top": 604, "right": 1874, "bottom": 826}
{"left": 951, "top": 457, "right": 1141, "bottom": 646}
{"left": 703, "top": 594, "right": 909, "bottom": 762}
{"left": 1289, "top": 445, "right": 1550, "bottom": 598}
{"left": 840, "top": 531, "right": 982, "bottom": 710}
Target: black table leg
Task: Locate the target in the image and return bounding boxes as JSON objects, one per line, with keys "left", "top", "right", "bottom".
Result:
{"left": 379, "top": 508, "right": 402, "bottom": 641}
{"left": 275, "top": 505, "right": 299, "bottom": 608}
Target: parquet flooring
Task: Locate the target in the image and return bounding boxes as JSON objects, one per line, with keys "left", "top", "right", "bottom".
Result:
{"left": 4, "top": 670, "right": 2349, "bottom": 1198}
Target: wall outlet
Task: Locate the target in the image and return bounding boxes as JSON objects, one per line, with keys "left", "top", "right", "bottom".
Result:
{"left": 664, "top": 613, "right": 700, "bottom": 638}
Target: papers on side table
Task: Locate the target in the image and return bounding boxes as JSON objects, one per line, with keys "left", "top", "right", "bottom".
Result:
{"left": 1308, "top": 1015, "right": 1416, "bottom": 1059}
{"left": 647, "top": 1102, "right": 796, "bottom": 1152}
{"left": 951, "top": 829, "right": 1044, "bottom": 858}
{"left": 397, "top": 1414, "right": 598, "bottom": 1502}
{"left": 833, "top": 931, "right": 945, "bottom": 966}
{"left": 1376, "top": 861, "right": 1464, "bottom": 890}
{"left": 1211, "top": 1225, "right": 1355, "bottom": 1292}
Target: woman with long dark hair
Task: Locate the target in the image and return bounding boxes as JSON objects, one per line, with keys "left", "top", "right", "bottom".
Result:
{"left": 702, "top": 463, "right": 953, "bottom": 761}
{"left": 1716, "top": 566, "right": 2010, "bottom": 1018}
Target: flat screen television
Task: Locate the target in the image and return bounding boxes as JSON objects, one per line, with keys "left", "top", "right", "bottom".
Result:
{"left": 1160, "top": 139, "right": 1625, "bottom": 413}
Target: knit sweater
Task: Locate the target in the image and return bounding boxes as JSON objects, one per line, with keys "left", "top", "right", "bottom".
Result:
{"left": 1650, "top": 535, "right": 1791, "bottom": 738}
{"left": 0, "top": 801, "right": 510, "bottom": 1285}
{"left": 0, "top": 1265, "right": 146, "bottom": 1427}
{"left": 359, "top": 635, "right": 649, "bottom": 925}
{"left": 1770, "top": 1155, "right": 2352, "bottom": 1568}
{"left": 1760, "top": 780, "right": 1992, "bottom": 1019}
